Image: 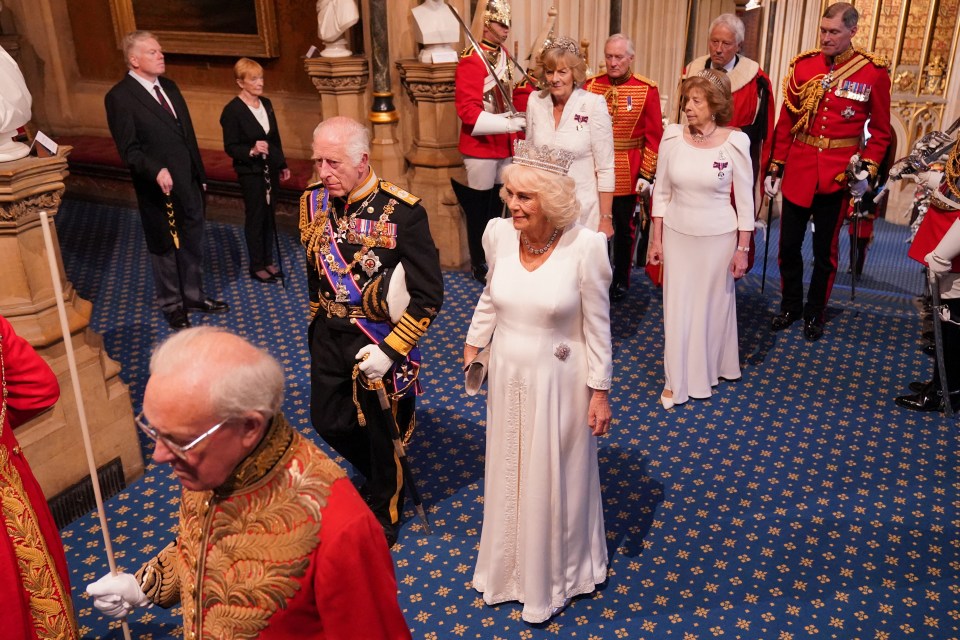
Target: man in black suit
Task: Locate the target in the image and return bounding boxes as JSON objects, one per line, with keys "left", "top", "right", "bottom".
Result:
{"left": 105, "top": 31, "right": 228, "bottom": 329}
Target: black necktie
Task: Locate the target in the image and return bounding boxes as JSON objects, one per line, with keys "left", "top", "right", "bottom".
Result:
{"left": 154, "top": 85, "right": 176, "bottom": 118}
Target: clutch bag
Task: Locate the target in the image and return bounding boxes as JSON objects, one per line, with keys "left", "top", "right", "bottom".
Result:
{"left": 645, "top": 261, "right": 663, "bottom": 287}
{"left": 464, "top": 349, "right": 490, "bottom": 396}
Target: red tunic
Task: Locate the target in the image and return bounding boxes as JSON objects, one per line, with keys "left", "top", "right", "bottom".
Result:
{"left": 0, "top": 315, "right": 78, "bottom": 640}
{"left": 583, "top": 72, "right": 663, "bottom": 195}
{"left": 769, "top": 47, "right": 892, "bottom": 208}
{"left": 682, "top": 55, "right": 775, "bottom": 182}
{"left": 909, "top": 196, "right": 960, "bottom": 272}
{"left": 455, "top": 41, "right": 532, "bottom": 159}
{"left": 137, "top": 415, "right": 411, "bottom": 640}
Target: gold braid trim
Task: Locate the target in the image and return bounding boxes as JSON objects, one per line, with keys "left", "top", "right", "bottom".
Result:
{"left": 136, "top": 541, "right": 180, "bottom": 608}
{"left": 383, "top": 312, "right": 431, "bottom": 357}
{"left": 946, "top": 142, "right": 960, "bottom": 201}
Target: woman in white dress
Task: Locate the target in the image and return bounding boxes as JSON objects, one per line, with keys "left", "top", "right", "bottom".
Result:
{"left": 463, "top": 140, "right": 613, "bottom": 624}
{"left": 526, "top": 37, "right": 615, "bottom": 237}
{"left": 648, "top": 70, "right": 754, "bottom": 409}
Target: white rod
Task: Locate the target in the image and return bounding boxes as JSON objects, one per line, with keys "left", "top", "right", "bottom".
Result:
{"left": 38, "top": 211, "right": 133, "bottom": 640}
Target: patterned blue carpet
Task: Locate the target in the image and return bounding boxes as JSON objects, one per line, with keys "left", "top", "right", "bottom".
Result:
{"left": 52, "top": 199, "right": 958, "bottom": 639}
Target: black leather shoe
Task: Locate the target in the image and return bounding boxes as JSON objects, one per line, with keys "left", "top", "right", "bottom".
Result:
{"left": 908, "top": 380, "right": 932, "bottom": 393}
{"left": 164, "top": 308, "right": 191, "bottom": 330}
{"left": 923, "top": 343, "right": 936, "bottom": 357}
{"left": 382, "top": 523, "right": 399, "bottom": 548}
{"left": 250, "top": 270, "right": 278, "bottom": 283}
{"left": 609, "top": 283, "right": 627, "bottom": 302}
{"left": 770, "top": 310, "right": 800, "bottom": 332}
{"left": 471, "top": 264, "right": 488, "bottom": 284}
{"left": 186, "top": 298, "right": 229, "bottom": 314}
{"left": 803, "top": 317, "right": 824, "bottom": 342}
{"left": 895, "top": 388, "right": 960, "bottom": 413}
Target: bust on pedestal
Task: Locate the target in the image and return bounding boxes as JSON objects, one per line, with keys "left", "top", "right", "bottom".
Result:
{"left": 317, "top": 0, "right": 360, "bottom": 58}
{"left": 412, "top": 0, "right": 461, "bottom": 64}
{"left": 0, "top": 45, "right": 31, "bottom": 162}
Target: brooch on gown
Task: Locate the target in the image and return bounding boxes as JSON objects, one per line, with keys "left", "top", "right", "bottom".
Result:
{"left": 574, "top": 113, "right": 589, "bottom": 131}
{"left": 554, "top": 343, "right": 570, "bottom": 361}
{"left": 713, "top": 149, "right": 728, "bottom": 180}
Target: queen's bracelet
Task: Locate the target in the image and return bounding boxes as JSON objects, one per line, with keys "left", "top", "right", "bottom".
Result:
{"left": 736, "top": 245, "right": 750, "bottom": 252}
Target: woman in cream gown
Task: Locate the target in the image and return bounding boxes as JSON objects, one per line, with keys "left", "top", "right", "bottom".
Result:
{"left": 464, "top": 144, "right": 612, "bottom": 624}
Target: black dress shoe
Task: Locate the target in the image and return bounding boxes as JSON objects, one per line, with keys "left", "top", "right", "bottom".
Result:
{"left": 923, "top": 343, "right": 936, "bottom": 357}
{"left": 803, "top": 317, "right": 824, "bottom": 342}
{"left": 770, "top": 310, "right": 800, "bottom": 332}
{"left": 164, "top": 308, "right": 191, "bottom": 330}
{"left": 909, "top": 379, "right": 933, "bottom": 393}
{"left": 186, "top": 298, "right": 229, "bottom": 314}
{"left": 250, "top": 269, "right": 278, "bottom": 283}
{"left": 382, "top": 523, "right": 399, "bottom": 548}
{"left": 895, "top": 388, "right": 960, "bottom": 413}
{"left": 609, "top": 283, "right": 627, "bottom": 302}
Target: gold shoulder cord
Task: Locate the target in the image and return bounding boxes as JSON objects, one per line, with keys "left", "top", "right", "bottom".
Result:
{"left": 947, "top": 143, "right": 960, "bottom": 200}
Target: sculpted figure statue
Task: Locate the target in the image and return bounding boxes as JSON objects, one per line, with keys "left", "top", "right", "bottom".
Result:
{"left": 0, "top": 45, "right": 32, "bottom": 162}
{"left": 317, "top": 0, "right": 360, "bottom": 58}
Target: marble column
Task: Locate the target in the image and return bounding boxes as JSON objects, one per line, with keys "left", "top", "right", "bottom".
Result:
{"left": 0, "top": 149, "right": 143, "bottom": 498}
{"left": 396, "top": 59, "right": 466, "bottom": 269}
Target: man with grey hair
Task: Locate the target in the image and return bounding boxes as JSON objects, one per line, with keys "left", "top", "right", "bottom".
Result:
{"left": 86, "top": 327, "right": 411, "bottom": 638}
{"left": 300, "top": 116, "right": 443, "bottom": 547}
{"left": 584, "top": 33, "right": 663, "bottom": 301}
{"left": 682, "top": 13, "right": 774, "bottom": 183}
{"left": 105, "top": 31, "right": 228, "bottom": 330}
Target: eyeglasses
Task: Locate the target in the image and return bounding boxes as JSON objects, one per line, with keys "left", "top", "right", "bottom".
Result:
{"left": 135, "top": 412, "right": 230, "bottom": 461}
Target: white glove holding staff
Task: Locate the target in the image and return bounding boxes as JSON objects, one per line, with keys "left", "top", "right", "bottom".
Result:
{"left": 355, "top": 344, "right": 395, "bottom": 379}
{"left": 87, "top": 572, "right": 151, "bottom": 618}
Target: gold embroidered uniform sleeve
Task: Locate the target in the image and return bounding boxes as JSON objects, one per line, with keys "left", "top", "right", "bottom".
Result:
{"left": 136, "top": 541, "right": 181, "bottom": 608}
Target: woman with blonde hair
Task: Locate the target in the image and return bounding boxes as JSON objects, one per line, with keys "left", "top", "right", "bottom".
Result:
{"left": 464, "top": 140, "right": 612, "bottom": 623}
{"left": 220, "top": 57, "right": 290, "bottom": 283}
{"left": 649, "top": 69, "right": 754, "bottom": 409}
{"left": 525, "top": 37, "right": 615, "bottom": 237}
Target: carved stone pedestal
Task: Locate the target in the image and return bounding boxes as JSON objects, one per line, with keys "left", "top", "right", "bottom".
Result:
{"left": 397, "top": 59, "right": 467, "bottom": 269}
{"left": 0, "top": 149, "right": 143, "bottom": 499}
{"left": 305, "top": 55, "right": 370, "bottom": 120}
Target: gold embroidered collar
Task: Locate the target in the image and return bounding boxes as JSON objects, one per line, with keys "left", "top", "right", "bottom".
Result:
{"left": 828, "top": 47, "right": 856, "bottom": 67}
{"left": 214, "top": 413, "right": 294, "bottom": 496}
{"left": 347, "top": 169, "right": 379, "bottom": 205}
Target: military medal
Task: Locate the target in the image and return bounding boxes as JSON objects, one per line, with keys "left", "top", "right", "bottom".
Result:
{"left": 713, "top": 149, "right": 728, "bottom": 180}
{"left": 335, "top": 281, "right": 350, "bottom": 303}
{"left": 841, "top": 106, "right": 855, "bottom": 119}
{"left": 626, "top": 95, "right": 633, "bottom": 111}
{"left": 361, "top": 250, "right": 382, "bottom": 277}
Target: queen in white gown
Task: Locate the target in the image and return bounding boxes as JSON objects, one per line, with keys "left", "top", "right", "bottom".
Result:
{"left": 464, "top": 142, "right": 613, "bottom": 624}
{"left": 649, "top": 70, "right": 754, "bottom": 409}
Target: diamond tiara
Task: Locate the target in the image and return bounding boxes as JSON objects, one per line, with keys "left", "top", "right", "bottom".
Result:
{"left": 695, "top": 69, "right": 726, "bottom": 91}
{"left": 512, "top": 140, "right": 575, "bottom": 176}
{"left": 542, "top": 36, "right": 581, "bottom": 58}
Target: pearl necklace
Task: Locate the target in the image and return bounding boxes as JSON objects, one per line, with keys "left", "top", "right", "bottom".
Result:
{"left": 521, "top": 227, "right": 561, "bottom": 255}
{"left": 691, "top": 124, "right": 718, "bottom": 144}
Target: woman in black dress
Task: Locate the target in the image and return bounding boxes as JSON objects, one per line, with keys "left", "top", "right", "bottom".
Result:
{"left": 220, "top": 57, "right": 290, "bottom": 283}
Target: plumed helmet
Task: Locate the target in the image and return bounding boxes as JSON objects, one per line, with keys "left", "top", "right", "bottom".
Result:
{"left": 484, "top": 0, "right": 511, "bottom": 28}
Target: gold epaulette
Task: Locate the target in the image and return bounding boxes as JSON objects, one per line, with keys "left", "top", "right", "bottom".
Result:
{"left": 855, "top": 48, "right": 888, "bottom": 68}
{"left": 633, "top": 73, "right": 657, "bottom": 88}
{"left": 788, "top": 48, "right": 821, "bottom": 68}
{"left": 585, "top": 72, "right": 605, "bottom": 84}
{"left": 460, "top": 44, "right": 476, "bottom": 58}
{"left": 380, "top": 180, "right": 421, "bottom": 206}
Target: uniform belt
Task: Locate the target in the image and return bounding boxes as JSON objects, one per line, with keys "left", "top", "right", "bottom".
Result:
{"left": 318, "top": 295, "right": 366, "bottom": 319}
{"left": 613, "top": 138, "right": 643, "bottom": 151}
{"left": 796, "top": 133, "right": 860, "bottom": 150}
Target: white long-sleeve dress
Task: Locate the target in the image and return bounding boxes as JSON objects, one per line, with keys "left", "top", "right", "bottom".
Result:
{"left": 466, "top": 218, "right": 612, "bottom": 624}
{"left": 651, "top": 123, "right": 754, "bottom": 404}
{"left": 525, "top": 89, "right": 615, "bottom": 231}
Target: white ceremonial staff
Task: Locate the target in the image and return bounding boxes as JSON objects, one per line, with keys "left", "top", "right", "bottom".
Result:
{"left": 38, "top": 210, "right": 134, "bottom": 640}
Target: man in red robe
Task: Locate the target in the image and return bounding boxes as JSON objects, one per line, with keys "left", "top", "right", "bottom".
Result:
{"left": 0, "top": 314, "right": 79, "bottom": 640}
{"left": 87, "top": 327, "right": 410, "bottom": 639}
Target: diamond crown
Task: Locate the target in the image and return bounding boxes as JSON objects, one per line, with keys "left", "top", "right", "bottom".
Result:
{"left": 512, "top": 140, "right": 575, "bottom": 176}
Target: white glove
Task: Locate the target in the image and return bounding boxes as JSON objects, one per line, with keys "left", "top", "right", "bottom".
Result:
{"left": 87, "top": 572, "right": 150, "bottom": 619}
{"left": 635, "top": 178, "right": 652, "bottom": 196}
{"left": 917, "top": 170, "right": 943, "bottom": 191}
{"left": 355, "top": 344, "right": 395, "bottom": 380}
{"left": 471, "top": 111, "right": 526, "bottom": 136}
{"left": 763, "top": 175, "right": 780, "bottom": 198}
{"left": 926, "top": 219, "right": 960, "bottom": 275}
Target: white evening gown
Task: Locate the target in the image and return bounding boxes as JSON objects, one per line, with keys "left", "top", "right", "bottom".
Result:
{"left": 466, "top": 218, "right": 612, "bottom": 624}
{"left": 651, "top": 124, "right": 754, "bottom": 404}
{"left": 525, "top": 89, "right": 615, "bottom": 231}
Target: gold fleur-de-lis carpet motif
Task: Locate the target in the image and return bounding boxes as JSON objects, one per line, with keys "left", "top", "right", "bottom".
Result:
{"left": 51, "top": 200, "right": 957, "bottom": 639}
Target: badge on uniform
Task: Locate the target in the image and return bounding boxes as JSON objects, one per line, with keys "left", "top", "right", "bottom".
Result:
{"left": 835, "top": 80, "right": 871, "bottom": 102}
{"left": 841, "top": 106, "right": 856, "bottom": 119}
{"left": 626, "top": 95, "right": 633, "bottom": 111}
{"left": 361, "top": 250, "right": 382, "bottom": 277}
{"left": 574, "top": 113, "right": 589, "bottom": 131}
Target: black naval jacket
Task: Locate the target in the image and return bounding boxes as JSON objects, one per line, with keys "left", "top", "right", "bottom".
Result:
{"left": 299, "top": 169, "right": 443, "bottom": 361}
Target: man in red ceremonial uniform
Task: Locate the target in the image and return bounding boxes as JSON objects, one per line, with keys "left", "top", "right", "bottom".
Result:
{"left": 454, "top": 0, "right": 532, "bottom": 283}
{"left": 765, "top": 2, "right": 891, "bottom": 341}
{"left": 584, "top": 34, "right": 663, "bottom": 302}
{"left": 681, "top": 13, "right": 775, "bottom": 184}
{"left": 87, "top": 328, "right": 411, "bottom": 639}
{"left": 1, "top": 315, "right": 79, "bottom": 640}
{"left": 895, "top": 149, "right": 960, "bottom": 413}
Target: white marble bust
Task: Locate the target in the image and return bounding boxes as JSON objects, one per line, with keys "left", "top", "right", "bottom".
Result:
{"left": 0, "top": 44, "right": 32, "bottom": 162}
{"left": 316, "top": 0, "right": 360, "bottom": 58}
{"left": 412, "top": 0, "right": 461, "bottom": 63}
